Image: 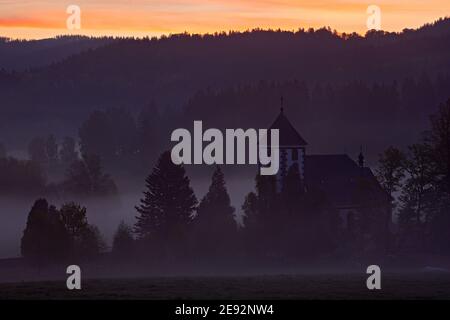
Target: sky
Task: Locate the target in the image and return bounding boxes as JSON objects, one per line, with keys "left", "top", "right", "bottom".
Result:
{"left": 0, "top": 0, "right": 449, "bottom": 39}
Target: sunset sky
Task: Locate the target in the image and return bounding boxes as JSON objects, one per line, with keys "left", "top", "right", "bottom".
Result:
{"left": 0, "top": 0, "right": 449, "bottom": 39}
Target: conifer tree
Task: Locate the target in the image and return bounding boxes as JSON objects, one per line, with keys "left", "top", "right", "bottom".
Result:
{"left": 194, "top": 166, "right": 236, "bottom": 255}
{"left": 242, "top": 192, "right": 258, "bottom": 230}
{"left": 134, "top": 151, "right": 197, "bottom": 250}
{"left": 242, "top": 191, "right": 261, "bottom": 255}
{"left": 255, "top": 173, "right": 277, "bottom": 220}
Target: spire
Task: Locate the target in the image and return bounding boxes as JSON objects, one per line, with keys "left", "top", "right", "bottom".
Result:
{"left": 270, "top": 98, "right": 308, "bottom": 146}
{"left": 280, "top": 96, "right": 284, "bottom": 113}
{"left": 358, "top": 145, "right": 364, "bottom": 168}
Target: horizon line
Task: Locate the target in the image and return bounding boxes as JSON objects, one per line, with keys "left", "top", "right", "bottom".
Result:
{"left": 1, "top": 16, "right": 449, "bottom": 42}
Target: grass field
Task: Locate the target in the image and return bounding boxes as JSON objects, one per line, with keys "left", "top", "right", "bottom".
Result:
{"left": 1, "top": 272, "right": 450, "bottom": 299}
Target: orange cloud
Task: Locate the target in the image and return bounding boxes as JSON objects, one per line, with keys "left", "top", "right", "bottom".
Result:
{"left": 0, "top": 0, "right": 449, "bottom": 39}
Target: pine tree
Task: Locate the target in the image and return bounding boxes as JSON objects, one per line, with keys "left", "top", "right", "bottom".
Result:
{"left": 242, "top": 192, "right": 258, "bottom": 230}
{"left": 194, "top": 166, "right": 236, "bottom": 255}
{"left": 250, "top": 173, "right": 278, "bottom": 255}
{"left": 255, "top": 173, "right": 277, "bottom": 220}
{"left": 134, "top": 151, "right": 197, "bottom": 253}
{"left": 242, "top": 191, "right": 261, "bottom": 256}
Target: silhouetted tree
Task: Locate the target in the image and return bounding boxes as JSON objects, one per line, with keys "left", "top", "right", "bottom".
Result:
{"left": 21, "top": 199, "right": 49, "bottom": 262}
{"left": 425, "top": 99, "right": 450, "bottom": 253}
{"left": 47, "top": 204, "right": 73, "bottom": 261}
{"left": 255, "top": 174, "right": 277, "bottom": 221}
{"left": 242, "top": 192, "right": 258, "bottom": 229}
{"left": 194, "top": 166, "right": 237, "bottom": 256}
{"left": 112, "top": 221, "right": 134, "bottom": 258}
{"left": 426, "top": 99, "right": 450, "bottom": 191}
{"left": 398, "top": 144, "right": 435, "bottom": 249}
{"left": 63, "top": 154, "right": 117, "bottom": 197}
{"left": 377, "top": 147, "right": 406, "bottom": 195}
{"left": 393, "top": 100, "right": 450, "bottom": 253}
{"left": 21, "top": 199, "right": 71, "bottom": 264}
{"left": 60, "top": 202, "right": 105, "bottom": 259}
{"left": 242, "top": 191, "right": 262, "bottom": 256}
{"left": 78, "top": 225, "right": 106, "bottom": 259}
{"left": 60, "top": 202, "right": 88, "bottom": 239}
{"left": 376, "top": 146, "right": 406, "bottom": 208}
{"left": 241, "top": 174, "right": 278, "bottom": 256}
{"left": 135, "top": 151, "right": 197, "bottom": 257}
{"left": 243, "top": 166, "right": 338, "bottom": 258}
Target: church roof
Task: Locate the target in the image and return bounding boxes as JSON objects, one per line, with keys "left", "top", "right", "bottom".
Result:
{"left": 269, "top": 109, "right": 307, "bottom": 146}
{"left": 304, "top": 154, "right": 390, "bottom": 209}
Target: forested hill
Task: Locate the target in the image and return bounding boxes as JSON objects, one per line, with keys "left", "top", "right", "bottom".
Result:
{"left": 0, "top": 18, "right": 450, "bottom": 152}
{"left": 0, "top": 36, "right": 115, "bottom": 71}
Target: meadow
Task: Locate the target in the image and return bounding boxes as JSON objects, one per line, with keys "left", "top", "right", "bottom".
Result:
{"left": 1, "top": 272, "right": 450, "bottom": 300}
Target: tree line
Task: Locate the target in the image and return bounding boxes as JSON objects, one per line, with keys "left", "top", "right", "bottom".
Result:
{"left": 377, "top": 99, "right": 450, "bottom": 254}
{"left": 0, "top": 136, "right": 117, "bottom": 198}
{"left": 21, "top": 199, "right": 105, "bottom": 265}
{"left": 4, "top": 71, "right": 447, "bottom": 195}
{"left": 1, "top": 18, "right": 450, "bottom": 150}
{"left": 20, "top": 99, "right": 450, "bottom": 265}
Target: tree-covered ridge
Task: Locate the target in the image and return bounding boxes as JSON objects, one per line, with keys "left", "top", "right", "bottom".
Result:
{"left": 1, "top": 16, "right": 449, "bottom": 71}
{"left": 0, "top": 18, "right": 450, "bottom": 149}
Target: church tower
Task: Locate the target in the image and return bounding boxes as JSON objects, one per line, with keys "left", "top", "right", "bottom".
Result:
{"left": 269, "top": 98, "right": 308, "bottom": 192}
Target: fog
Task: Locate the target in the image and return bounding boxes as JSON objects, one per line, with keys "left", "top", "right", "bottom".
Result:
{"left": 0, "top": 173, "right": 254, "bottom": 259}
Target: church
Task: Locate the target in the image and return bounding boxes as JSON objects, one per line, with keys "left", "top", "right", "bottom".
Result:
{"left": 268, "top": 102, "right": 391, "bottom": 236}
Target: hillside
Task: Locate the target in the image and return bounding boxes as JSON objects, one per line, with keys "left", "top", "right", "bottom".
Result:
{"left": 0, "top": 18, "right": 449, "bottom": 155}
